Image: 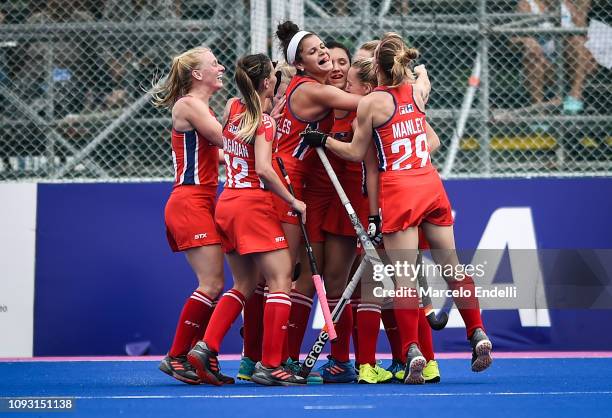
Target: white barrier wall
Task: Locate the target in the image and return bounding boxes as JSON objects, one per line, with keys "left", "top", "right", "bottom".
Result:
{"left": 0, "top": 183, "right": 37, "bottom": 357}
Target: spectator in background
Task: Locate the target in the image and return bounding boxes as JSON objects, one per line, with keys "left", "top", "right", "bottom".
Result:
{"left": 18, "top": 0, "right": 101, "bottom": 118}
{"left": 584, "top": 0, "right": 612, "bottom": 69}
{"left": 330, "top": 0, "right": 409, "bottom": 16}
{"left": 571, "top": 0, "right": 590, "bottom": 26}
{"left": 177, "top": 0, "right": 214, "bottom": 19}
{"left": 101, "top": 0, "right": 180, "bottom": 109}
{"left": 511, "top": 0, "right": 596, "bottom": 114}
{"left": 102, "top": 0, "right": 179, "bottom": 21}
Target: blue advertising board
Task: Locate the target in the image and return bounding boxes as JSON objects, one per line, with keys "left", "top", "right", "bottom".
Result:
{"left": 33, "top": 178, "right": 612, "bottom": 355}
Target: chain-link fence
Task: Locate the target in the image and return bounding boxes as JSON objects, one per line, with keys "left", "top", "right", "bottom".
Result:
{"left": 0, "top": 0, "right": 610, "bottom": 180}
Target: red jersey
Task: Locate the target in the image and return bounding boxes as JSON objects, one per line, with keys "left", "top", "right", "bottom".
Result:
{"left": 222, "top": 99, "right": 274, "bottom": 189}
{"left": 331, "top": 111, "right": 366, "bottom": 194}
{"left": 372, "top": 84, "right": 433, "bottom": 175}
{"left": 171, "top": 108, "right": 219, "bottom": 189}
{"left": 274, "top": 75, "right": 335, "bottom": 161}
{"left": 330, "top": 111, "right": 356, "bottom": 142}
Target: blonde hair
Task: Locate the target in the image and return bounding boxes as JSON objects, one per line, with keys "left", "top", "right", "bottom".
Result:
{"left": 234, "top": 54, "right": 273, "bottom": 144}
{"left": 351, "top": 58, "right": 377, "bottom": 89}
{"left": 151, "top": 47, "right": 211, "bottom": 109}
{"left": 275, "top": 61, "right": 296, "bottom": 86}
{"left": 358, "top": 40, "right": 380, "bottom": 56}
{"left": 375, "top": 33, "right": 419, "bottom": 87}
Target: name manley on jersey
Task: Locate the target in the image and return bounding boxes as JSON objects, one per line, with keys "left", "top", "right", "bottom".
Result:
{"left": 372, "top": 84, "right": 432, "bottom": 174}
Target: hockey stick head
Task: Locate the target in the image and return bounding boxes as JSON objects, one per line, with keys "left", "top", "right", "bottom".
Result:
{"left": 426, "top": 310, "right": 449, "bottom": 331}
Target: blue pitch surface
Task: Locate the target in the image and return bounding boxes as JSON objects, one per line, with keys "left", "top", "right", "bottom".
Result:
{"left": 1, "top": 358, "right": 612, "bottom": 417}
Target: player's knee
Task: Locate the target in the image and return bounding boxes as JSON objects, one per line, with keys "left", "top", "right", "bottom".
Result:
{"left": 265, "top": 273, "right": 292, "bottom": 293}
{"left": 324, "top": 278, "right": 346, "bottom": 298}
{"left": 293, "top": 276, "right": 316, "bottom": 296}
{"left": 196, "top": 275, "right": 224, "bottom": 298}
{"left": 232, "top": 280, "right": 257, "bottom": 299}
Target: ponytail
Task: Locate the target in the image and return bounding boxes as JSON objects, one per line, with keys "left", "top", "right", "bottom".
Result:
{"left": 234, "top": 54, "right": 273, "bottom": 144}
{"left": 375, "top": 33, "right": 419, "bottom": 87}
{"left": 151, "top": 47, "right": 211, "bottom": 109}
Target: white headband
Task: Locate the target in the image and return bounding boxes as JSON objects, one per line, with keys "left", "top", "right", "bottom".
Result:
{"left": 287, "top": 31, "right": 311, "bottom": 65}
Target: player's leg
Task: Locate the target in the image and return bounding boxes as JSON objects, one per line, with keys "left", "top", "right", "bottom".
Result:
{"left": 392, "top": 307, "right": 440, "bottom": 383}
{"left": 238, "top": 276, "right": 266, "bottom": 381}
{"left": 186, "top": 244, "right": 225, "bottom": 297}
{"left": 381, "top": 299, "right": 405, "bottom": 379}
{"left": 350, "top": 259, "right": 362, "bottom": 370}
{"left": 287, "top": 241, "right": 322, "bottom": 361}
{"left": 355, "top": 262, "right": 393, "bottom": 384}
{"left": 188, "top": 252, "right": 256, "bottom": 385}
{"left": 383, "top": 227, "right": 426, "bottom": 384}
{"left": 419, "top": 307, "right": 440, "bottom": 383}
{"left": 415, "top": 229, "right": 440, "bottom": 382}
{"left": 251, "top": 248, "right": 307, "bottom": 386}
{"left": 317, "top": 233, "right": 357, "bottom": 383}
{"left": 421, "top": 222, "right": 492, "bottom": 372}
{"left": 160, "top": 244, "right": 224, "bottom": 384}
{"left": 279, "top": 221, "right": 302, "bottom": 361}
{"left": 172, "top": 245, "right": 226, "bottom": 356}
{"left": 284, "top": 241, "right": 326, "bottom": 384}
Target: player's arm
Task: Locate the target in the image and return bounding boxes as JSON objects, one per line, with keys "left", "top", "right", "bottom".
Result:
{"left": 324, "top": 96, "right": 374, "bottom": 161}
{"left": 426, "top": 121, "right": 440, "bottom": 154}
{"left": 177, "top": 97, "right": 223, "bottom": 147}
{"left": 268, "top": 95, "right": 286, "bottom": 124}
{"left": 364, "top": 144, "right": 383, "bottom": 246}
{"left": 254, "top": 118, "right": 306, "bottom": 219}
{"left": 349, "top": 115, "right": 380, "bottom": 215}
{"left": 413, "top": 65, "right": 430, "bottom": 110}
{"left": 364, "top": 145, "right": 379, "bottom": 216}
{"left": 221, "top": 98, "right": 238, "bottom": 127}
{"left": 217, "top": 98, "right": 236, "bottom": 163}
{"left": 306, "top": 83, "right": 362, "bottom": 111}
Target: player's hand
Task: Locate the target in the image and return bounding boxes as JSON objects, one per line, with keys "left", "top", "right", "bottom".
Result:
{"left": 270, "top": 95, "right": 286, "bottom": 124}
{"left": 300, "top": 129, "right": 328, "bottom": 148}
{"left": 414, "top": 64, "right": 427, "bottom": 76}
{"left": 291, "top": 198, "right": 307, "bottom": 224}
{"left": 367, "top": 215, "right": 383, "bottom": 247}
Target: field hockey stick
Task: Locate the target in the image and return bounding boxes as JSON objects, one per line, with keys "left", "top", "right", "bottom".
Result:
{"left": 299, "top": 243, "right": 446, "bottom": 375}
{"left": 300, "top": 255, "right": 368, "bottom": 377}
{"left": 416, "top": 251, "right": 448, "bottom": 330}
{"left": 315, "top": 147, "right": 448, "bottom": 330}
{"left": 275, "top": 157, "right": 337, "bottom": 342}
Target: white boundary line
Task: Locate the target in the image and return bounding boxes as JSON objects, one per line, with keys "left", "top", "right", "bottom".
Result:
{"left": 304, "top": 405, "right": 376, "bottom": 410}
{"left": 2, "top": 391, "right": 612, "bottom": 400}
{"left": 3, "top": 351, "right": 612, "bottom": 362}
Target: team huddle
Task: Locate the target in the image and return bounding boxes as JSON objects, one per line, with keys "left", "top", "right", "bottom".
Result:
{"left": 154, "top": 20, "right": 493, "bottom": 387}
